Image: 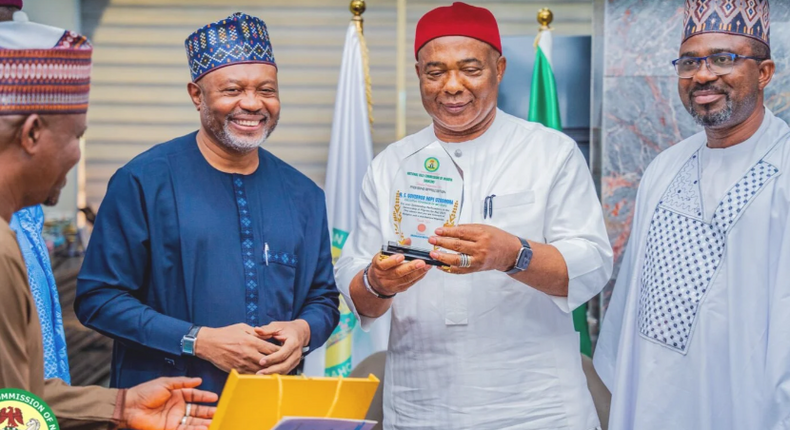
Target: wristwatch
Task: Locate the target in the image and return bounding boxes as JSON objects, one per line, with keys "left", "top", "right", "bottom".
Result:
{"left": 505, "top": 237, "right": 533, "bottom": 275}
{"left": 363, "top": 263, "right": 396, "bottom": 299}
{"left": 181, "top": 325, "right": 202, "bottom": 356}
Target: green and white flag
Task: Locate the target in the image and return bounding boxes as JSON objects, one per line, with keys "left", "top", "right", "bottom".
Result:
{"left": 303, "top": 22, "right": 390, "bottom": 376}
{"left": 528, "top": 28, "right": 592, "bottom": 357}
{"left": 528, "top": 28, "right": 562, "bottom": 130}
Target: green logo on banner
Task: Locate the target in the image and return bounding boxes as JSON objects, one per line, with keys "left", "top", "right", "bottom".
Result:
{"left": 331, "top": 228, "right": 349, "bottom": 249}
{"left": 424, "top": 157, "right": 440, "bottom": 172}
{"left": 331, "top": 228, "right": 350, "bottom": 263}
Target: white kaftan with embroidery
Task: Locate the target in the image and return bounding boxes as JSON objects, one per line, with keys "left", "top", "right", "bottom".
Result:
{"left": 594, "top": 109, "right": 790, "bottom": 430}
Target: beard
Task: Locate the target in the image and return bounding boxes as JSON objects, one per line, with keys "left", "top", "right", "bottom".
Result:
{"left": 43, "top": 180, "right": 66, "bottom": 206}
{"left": 687, "top": 96, "right": 734, "bottom": 127}
{"left": 43, "top": 192, "right": 60, "bottom": 206}
{"left": 684, "top": 83, "right": 758, "bottom": 129}
{"left": 200, "top": 100, "right": 278, "bottom": 153}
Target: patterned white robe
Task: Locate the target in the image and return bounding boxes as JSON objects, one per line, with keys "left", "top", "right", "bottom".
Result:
{"left": 595, "top": 109, "right": 790, "bottom": 430}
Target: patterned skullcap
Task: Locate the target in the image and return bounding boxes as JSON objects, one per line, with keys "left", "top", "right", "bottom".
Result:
{"left": 683, "top": 0, "right": 770, "bottom": 47}
{"left": 415, "top": 2, "right": 501, "bottom": 59}
{"left": 185, "top": 12, "right": 276, "bottom": 82}
{"left": 0, "top": 12, "right": 92, "bottom": 116}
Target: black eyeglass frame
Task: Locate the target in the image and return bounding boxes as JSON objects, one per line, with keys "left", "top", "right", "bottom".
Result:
{"left": 671, "top": 52, "right": 768, "bottom": 78}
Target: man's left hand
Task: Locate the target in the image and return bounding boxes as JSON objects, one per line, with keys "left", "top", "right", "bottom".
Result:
{"left": 428, "top": 224, "right": 522, "bottom": 274}
{"left": 254, "top": 320, "right": 311, "bottom": 375}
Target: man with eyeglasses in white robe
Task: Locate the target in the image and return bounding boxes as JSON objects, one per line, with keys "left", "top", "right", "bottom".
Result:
{"left": 594, "top": 1, "right": 790, "bottom": 429}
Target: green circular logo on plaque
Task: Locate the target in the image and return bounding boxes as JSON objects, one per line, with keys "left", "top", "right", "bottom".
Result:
{"left": 424, "top": 157, "right": 440, "bottom": 172}
{"left": 0, "top": 388, "right": 59, "bottom": 430}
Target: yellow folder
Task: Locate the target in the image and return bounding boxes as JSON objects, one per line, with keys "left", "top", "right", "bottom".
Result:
{"left": 208, "top": 370, "right": 380, "bottom": 429}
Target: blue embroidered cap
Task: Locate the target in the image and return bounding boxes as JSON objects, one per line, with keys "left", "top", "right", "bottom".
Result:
{"left": 184, "top": 12, "right": 276, "bottom": 82}
{"left": 683, "top": 0, "right": 770, "bottom": 47}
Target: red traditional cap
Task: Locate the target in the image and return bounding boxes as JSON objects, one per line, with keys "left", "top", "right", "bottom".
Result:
{"left": 414, "top": 2, "right": 501, "bottom": 59}
{"left": 0, "top": 0, "right": 22, "bottom": 8}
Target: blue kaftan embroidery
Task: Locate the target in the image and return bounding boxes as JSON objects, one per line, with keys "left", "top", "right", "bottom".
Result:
{"left": 233, "top": 175, "right": 260, "bottom": 327}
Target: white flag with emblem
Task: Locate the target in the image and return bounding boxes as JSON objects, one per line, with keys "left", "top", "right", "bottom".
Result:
{"left": 303, "top": 21, "right": 390, "bottom": 377}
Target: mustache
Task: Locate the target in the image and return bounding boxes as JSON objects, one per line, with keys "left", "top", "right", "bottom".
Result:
{"left": 689, "top": 83, "right": 729, "bottom": 97}
{"left": 226, "top": 109, "right": 269, "bottom": 121}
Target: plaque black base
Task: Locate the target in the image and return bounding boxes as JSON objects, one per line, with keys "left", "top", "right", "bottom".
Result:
{"left": 381, "top": 242, "right": 446, "bottom": 266}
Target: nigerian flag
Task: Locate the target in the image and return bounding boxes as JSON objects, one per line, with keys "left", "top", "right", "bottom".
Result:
{"left": 528, "top": 28, "right": 562, "bottom": 129}
{"left": 528, "top": 28, "right": 592, "bottom": 357}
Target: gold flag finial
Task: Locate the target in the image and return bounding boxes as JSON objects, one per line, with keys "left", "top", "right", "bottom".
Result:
{"left": 350, "top": 0, "right": 366, "bottom": 16}
{"left": 351, "top": 0, "right": 366, "bottom": 31}
{"left": 537, "top": 8, "right": 553, "bottom": 31}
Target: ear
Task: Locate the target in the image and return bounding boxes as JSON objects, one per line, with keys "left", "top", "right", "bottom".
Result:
{"left": 757, "top": 59, "right": 775, "bottom": 91}
{"left": 187, "top": 81, "right": 204, "bottom": 110}
{"left": 414, "top": 61, "right": 421, "bottom": 80}
{"left": 19, "top": 114, "right": 43, "bottom": 156}
{"left": 496, "top": 55, "right": 507, "bottom": 83}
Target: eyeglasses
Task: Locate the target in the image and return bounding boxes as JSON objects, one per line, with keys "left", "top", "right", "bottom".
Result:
{"left": 672, "top": 53, "right": 767, "bottom": 78}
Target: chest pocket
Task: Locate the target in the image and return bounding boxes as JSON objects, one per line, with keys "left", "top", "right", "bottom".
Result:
{"left": 493, "top": 191, "right": 535, "bottom": 209}
{"left": 263, "top": 247, "right": 298, "bottom": 320}
{"left": 485, "top": 191, "right": 536, "bottom": 236}
{"left": 266, "top": 249, "right": 298, "bottom": 268}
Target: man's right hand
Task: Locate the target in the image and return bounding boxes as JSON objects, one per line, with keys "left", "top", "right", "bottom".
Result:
{"left": 367, "top": 253, "right": 432, "bottom": 296}
{"left": 123, "top": 377, "right": 217, "bottom": 430}
{"left": 194, "top": 324, "right": 280, "bottom": 374}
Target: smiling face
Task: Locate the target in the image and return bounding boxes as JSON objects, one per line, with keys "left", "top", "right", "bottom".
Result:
{"left": 677, "top": 33, "right": 770, "bottom": 129}
{"left": 416, "top": 36, "right": 506, "bottom": 141}
{"left": 190, "top": 63, "right": 280, "bottom": 153}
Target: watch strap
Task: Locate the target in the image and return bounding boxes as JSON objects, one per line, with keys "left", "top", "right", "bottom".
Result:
{"left": 187, "top": 325, "right": 201, "bottom": 338}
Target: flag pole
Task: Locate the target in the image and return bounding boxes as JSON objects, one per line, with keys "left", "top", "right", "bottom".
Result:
{"left": 350, "top": 0, "right": 374, "bottom": 126}
{"left": 395, "top": 0, "right": 406, "bottom": 140}
{"left": 350, "top": 0, "right": 365, "bottom": 34}
{"left": 534, "top": 7, "right": 553, "bottom": 48}
{"left": 314, "top": 0, "right": 374, "bottom": 378}
{"left": 532, "top": 7, "right": 593, "bottom": 357}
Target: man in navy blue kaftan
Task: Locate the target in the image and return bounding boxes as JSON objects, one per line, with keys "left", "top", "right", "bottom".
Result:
{"left": 74, "top": 12, "right": 340, "bottom": 397}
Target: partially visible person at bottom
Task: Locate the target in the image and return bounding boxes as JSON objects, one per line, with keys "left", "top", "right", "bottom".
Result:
{"left": 0, "top": 12, "right": 217, "bottom": 430}
{"left": 595, "top": 1, "right": 790, "bottom": 429}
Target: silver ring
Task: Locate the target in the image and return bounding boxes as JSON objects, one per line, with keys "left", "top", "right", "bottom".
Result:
{"left": 181, "top": 415, "right": 188, "bottom": 426}
{"left": 185, "top": 403, "right": 192, "bottom": 417}
{"left": 459, "top": 253, "right": 471, "bottom": 268}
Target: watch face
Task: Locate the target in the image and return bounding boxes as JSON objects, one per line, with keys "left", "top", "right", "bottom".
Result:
{"left": 518, "top": 247, "right": 533, "bottom": 270}
{"left": 183, "top": 338, "right": 195, "bottom": 355}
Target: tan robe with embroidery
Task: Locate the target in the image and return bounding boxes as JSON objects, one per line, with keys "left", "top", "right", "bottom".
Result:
{"left": 0, "top": 217, "right": 120, "bottom": 429}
